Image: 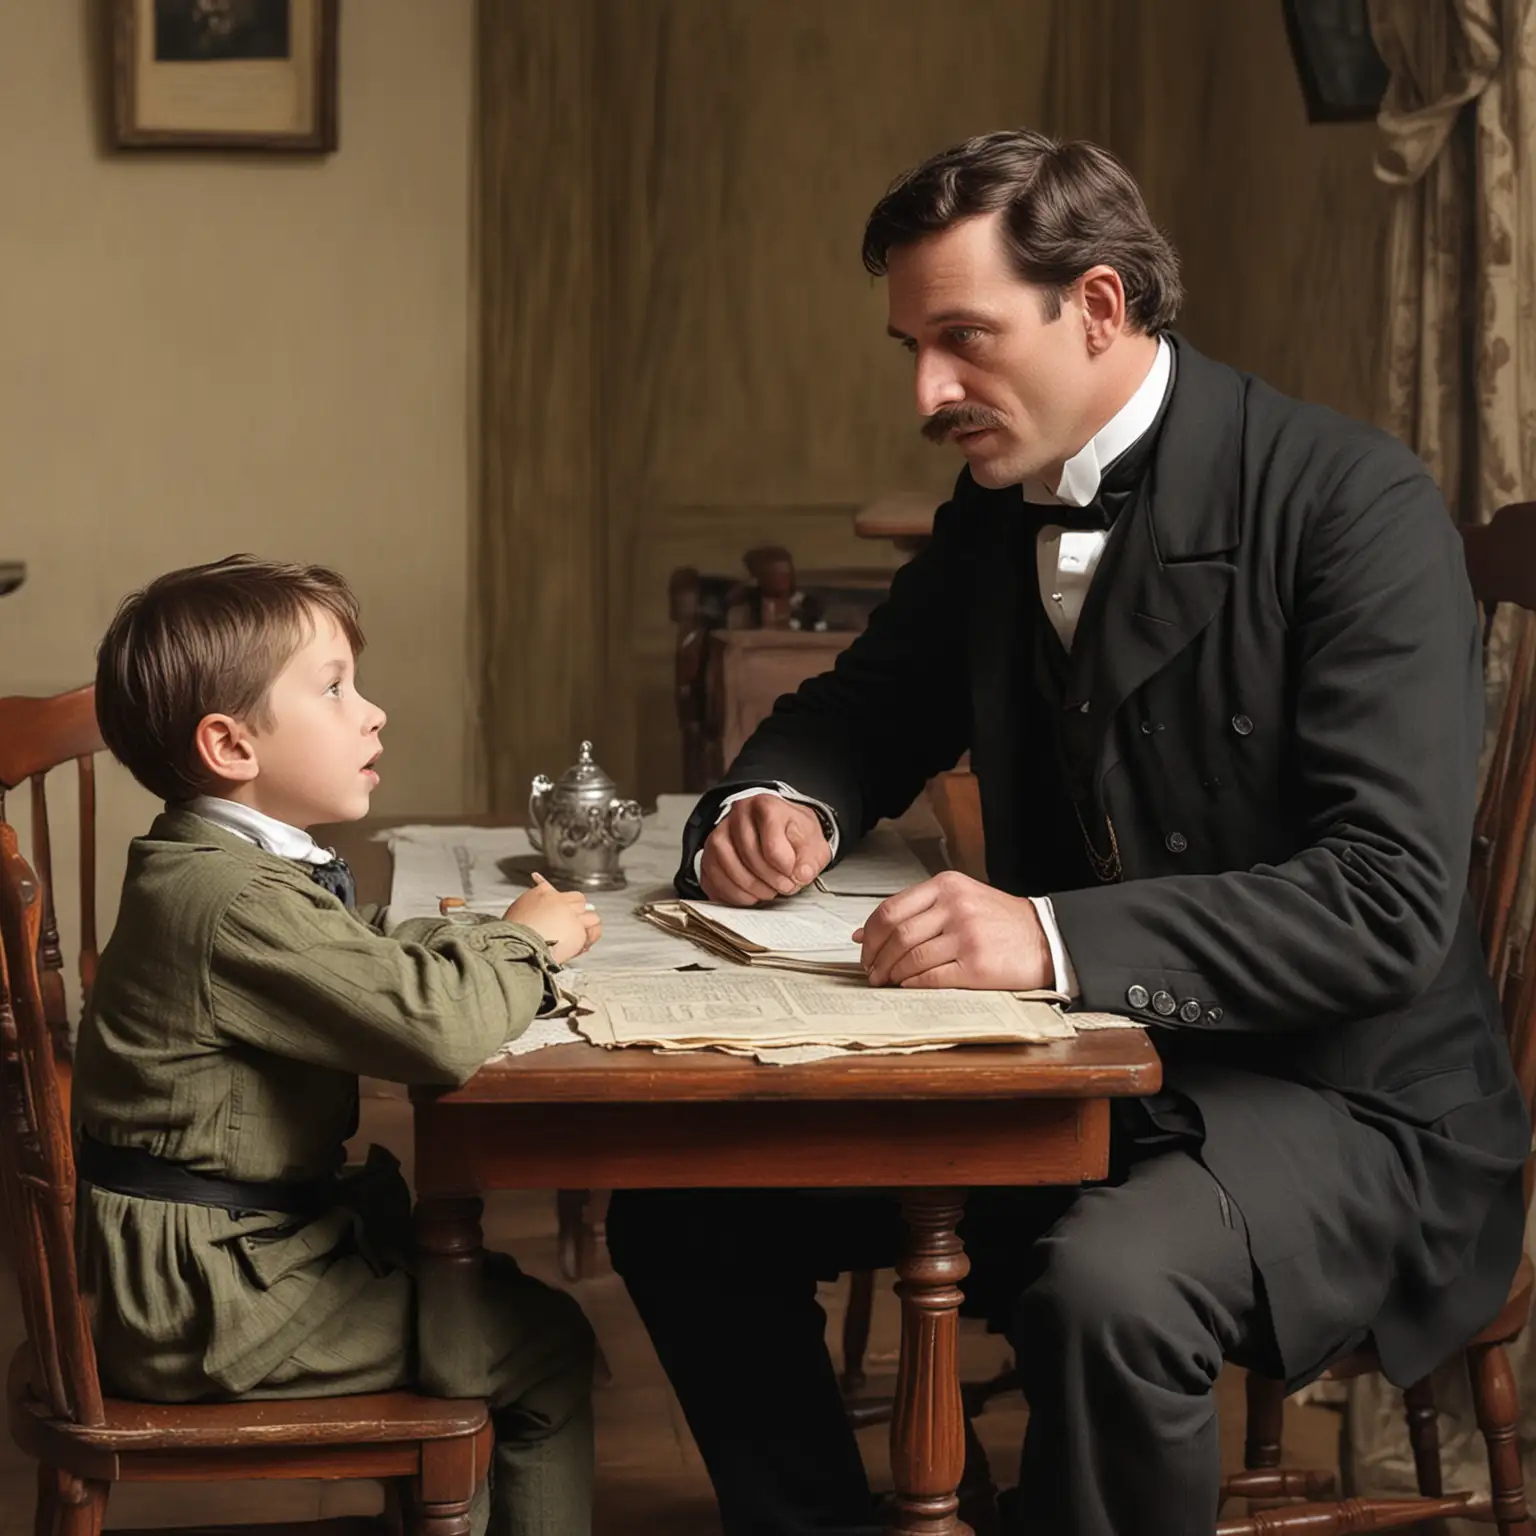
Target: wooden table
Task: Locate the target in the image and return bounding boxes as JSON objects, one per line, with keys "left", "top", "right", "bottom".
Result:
{"left": 322, "top": 817, "right": 1161, "bottom": 1536}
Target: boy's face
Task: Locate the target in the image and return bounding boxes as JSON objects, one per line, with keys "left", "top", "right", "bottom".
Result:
{"left": 237, "top": 607, "right": 386, "bottom": 828}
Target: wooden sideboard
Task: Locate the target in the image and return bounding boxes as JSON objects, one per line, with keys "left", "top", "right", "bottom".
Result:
{"left": 671, "top": 547, "right": 891, "bottom": 791}
{"left": 707, "top": 627, "right": 855, "bottom": 772}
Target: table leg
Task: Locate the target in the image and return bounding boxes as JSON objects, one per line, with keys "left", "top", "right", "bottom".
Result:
{"left": 888, "top": 1188, "right": 972, "bottom": 1536}
{"left": 414, "top": 1194, "right": 487, "bottom": 1398}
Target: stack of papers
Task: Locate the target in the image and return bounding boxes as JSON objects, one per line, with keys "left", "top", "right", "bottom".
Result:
{"left": 574, "top": 969, "right": 1074, "bottom": 1053}
{"left": 637, "top": 826, "right": 938, "bottom": 976}
{"left": 638, "top": 895, "right": 880, "bottom": 976}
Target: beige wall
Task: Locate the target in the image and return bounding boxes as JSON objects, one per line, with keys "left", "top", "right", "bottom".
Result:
{"left": 0, "top": 0, "right": 475, "bottom": 955}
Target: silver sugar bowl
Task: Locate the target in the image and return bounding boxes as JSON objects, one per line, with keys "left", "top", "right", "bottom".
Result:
{"left": 527, "top": 741, "right": 643, "bottom": 890}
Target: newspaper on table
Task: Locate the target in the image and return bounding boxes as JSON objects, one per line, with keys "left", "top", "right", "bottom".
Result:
{"left": 381, "top": 800, "right": 1136, "bottom": 1063}
{"left": 573, "top": 969, "right": 1075, "bottom": 1052}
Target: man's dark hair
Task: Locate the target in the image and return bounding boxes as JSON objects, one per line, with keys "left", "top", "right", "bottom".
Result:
{"left": 862, "top": 129, "right": 1182, "bottom": 333}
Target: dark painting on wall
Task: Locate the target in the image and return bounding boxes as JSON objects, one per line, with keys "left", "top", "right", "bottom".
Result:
{"left": 154, "top": 0, "right": 291, "bottom": 62}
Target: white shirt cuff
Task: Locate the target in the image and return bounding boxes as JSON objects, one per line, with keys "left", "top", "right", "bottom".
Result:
{"left": 691, "top": 784, "right": 842, "bottom": 884}
{"left": 1028, "top": 895, "right": 1079, "bottom": 998}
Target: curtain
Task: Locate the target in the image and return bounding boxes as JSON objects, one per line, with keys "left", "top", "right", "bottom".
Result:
{"left": 472, "top": 0, "right": 609, "bottom": 815}
{"left": 1345, "top": 2, "right": 1536, "bottom": 1520}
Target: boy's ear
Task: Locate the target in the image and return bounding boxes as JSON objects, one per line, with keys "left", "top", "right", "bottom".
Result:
{"left": 194, "top": 713, "right": 259, "bottom": 785}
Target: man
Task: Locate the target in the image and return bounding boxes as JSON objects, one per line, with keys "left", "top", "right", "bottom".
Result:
{"left": 606, "top": 130, "right": 1530, "bottom": 1536}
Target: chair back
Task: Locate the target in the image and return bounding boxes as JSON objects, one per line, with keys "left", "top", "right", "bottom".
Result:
{"left": 1462, "top": 503, "right": 1536, "bottom": 1180}
{"left": 0, "top": 685, "right": 106, "bottom": 1056}
{"left": 925, "top": 768, "right": 986, "bottom": 882}
{"left": 0, "top": 821, "right": 103, "bottom": 1427}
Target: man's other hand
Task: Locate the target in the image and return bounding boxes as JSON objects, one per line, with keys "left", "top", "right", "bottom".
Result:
{"left": 855, "top": 871, "right": 1051, "bottom": 990}
{"left": 699, "top": 795, "right": 833, "bottom": 906}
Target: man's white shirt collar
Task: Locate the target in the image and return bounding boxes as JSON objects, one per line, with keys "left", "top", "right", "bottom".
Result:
{"left": 1021, "top": 335, "right": 1171, "bottom": 509}
{"left": 185, "top": 795, "right": 333, "bottom": 865}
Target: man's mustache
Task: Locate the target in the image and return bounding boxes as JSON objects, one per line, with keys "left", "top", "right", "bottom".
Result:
{"left": 921, "top": 404, "right": 1007, "bottom": 444}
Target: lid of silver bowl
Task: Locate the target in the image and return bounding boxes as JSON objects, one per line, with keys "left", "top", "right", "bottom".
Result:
{"left": 552, "top": 740, "right": 616, "bottom": 796}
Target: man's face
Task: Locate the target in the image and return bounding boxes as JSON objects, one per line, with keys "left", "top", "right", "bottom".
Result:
{"left": 885, "top": 212, "right": 1098, "bottom": 491}
{"left": 240, "top": 607, "right": 386, "bottom": 828}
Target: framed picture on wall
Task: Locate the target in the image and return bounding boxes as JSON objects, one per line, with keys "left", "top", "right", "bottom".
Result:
{"left": 110, "top": 0, "right": 339, "bottom": 151}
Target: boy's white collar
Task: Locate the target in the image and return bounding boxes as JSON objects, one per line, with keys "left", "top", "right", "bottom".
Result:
{"left": 184, "top": 795, "right": 333, "bottom": 866}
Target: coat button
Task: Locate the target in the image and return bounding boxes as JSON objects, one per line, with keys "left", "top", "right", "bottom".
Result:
{"left": 1231, "top": 714, "right": 1254, "bottom": 736}
{"left": 1178, "top": 999, "right": 1202, "bottom": 1023}
{"left": 1126, "top": 984, "right": 1150, "bottom": 1009}
{"left": 1151, "top": 990, "right": 1176, "bottom": 1016}
{"left": 1205, "top": 1006, "right": 1224, "bottom": 1024}
{"left": 1165, "top": 831, "right": 1188, "bottom": 853}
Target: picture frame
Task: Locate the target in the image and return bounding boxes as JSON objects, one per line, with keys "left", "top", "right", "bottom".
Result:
{"left": 110, "top": 0, "right": 339, "bottom": 152}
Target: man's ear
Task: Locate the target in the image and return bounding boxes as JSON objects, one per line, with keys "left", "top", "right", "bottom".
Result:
{"left": 194, "top": 713, "right": 259, "bottom": 785}
{"left": 1077, "top": 264, "right": 1128, "bottom": 356}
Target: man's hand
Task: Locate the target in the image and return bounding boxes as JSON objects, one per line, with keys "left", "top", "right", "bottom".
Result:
{"left": 855, "top": 871, "right": 1052, "bottom": 990}
{"left": 699, "top": 795, "right": 833, "bottom": 907}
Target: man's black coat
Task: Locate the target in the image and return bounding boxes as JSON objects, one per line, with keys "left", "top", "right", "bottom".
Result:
{"left": 677, "top": 336, "right": 1530, "bottom": 1387}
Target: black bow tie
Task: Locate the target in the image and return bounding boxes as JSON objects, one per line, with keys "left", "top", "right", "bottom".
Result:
{"left": 1032, "top": 481, "right": 1148, "bottom": 534}
{"left": 1033, "top": 498, "right": 1114, "bottom": 534}
{"left": 306, "top": 855, "right": 356, "bottom": 909}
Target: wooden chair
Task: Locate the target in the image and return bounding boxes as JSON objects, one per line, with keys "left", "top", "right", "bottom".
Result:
{"left": 0, "top": 685, "right": 107, "bottom": 1072}
{"left": 0, "top": 823, "right": 494, "bottom": 1535}
{"left": 924, "top": 768, "right": 987, "bottom": 883}
{"left": 1214, "top": 502, "right": 1536, "bottom": 1533}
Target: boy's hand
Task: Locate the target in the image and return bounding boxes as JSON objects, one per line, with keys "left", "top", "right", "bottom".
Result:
{"left": 504, "top": 874, "right": 603, "bottom": 963}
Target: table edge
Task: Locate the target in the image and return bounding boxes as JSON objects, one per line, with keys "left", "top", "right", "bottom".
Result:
{"left": 410, "top": 1034, "right": 1162, "bottom": 1106}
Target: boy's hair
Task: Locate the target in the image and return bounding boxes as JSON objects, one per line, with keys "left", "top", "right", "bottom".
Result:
{"left": 95, "top": 555, "right": 366, "bottom": 803}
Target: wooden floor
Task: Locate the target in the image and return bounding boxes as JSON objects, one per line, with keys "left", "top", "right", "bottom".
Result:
{"left": 1, "top": 1094, "right": 1344, "bottom": 1532}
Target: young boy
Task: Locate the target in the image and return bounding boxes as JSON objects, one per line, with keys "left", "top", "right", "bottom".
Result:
{"left": 75, "top": 555, "right": 601, "bottom": 1535}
